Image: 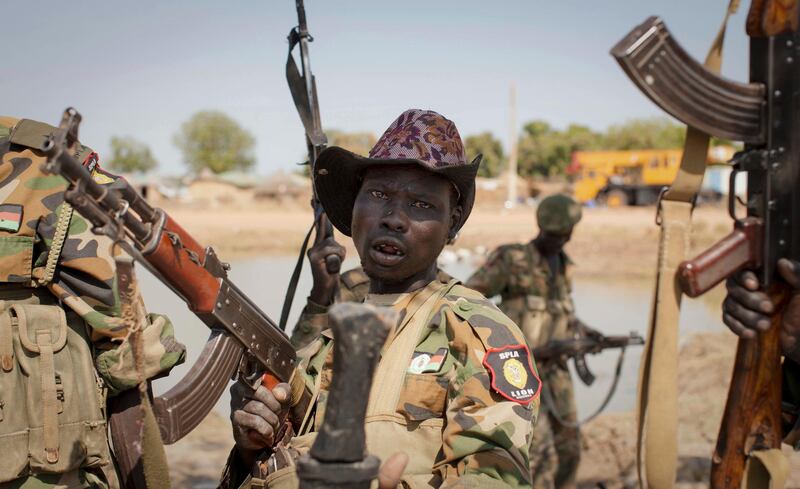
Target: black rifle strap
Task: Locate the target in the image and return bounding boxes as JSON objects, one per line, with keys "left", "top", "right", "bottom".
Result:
{"left": 286, "top": 29, "right": 325, "bottom": 147}
{"left": 279, "top": 221, "right": 315, "bottom": 331}
{"left": 542, "top": 347, "right": 627, "bottom": 428}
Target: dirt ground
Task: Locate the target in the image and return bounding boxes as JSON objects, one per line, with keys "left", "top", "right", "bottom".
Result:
{"left": 163, "top": 200, "right": 732, "bottom": 279}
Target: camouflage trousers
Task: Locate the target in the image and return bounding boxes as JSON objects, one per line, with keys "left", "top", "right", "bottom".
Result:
{"left": 529, "top": 363, "right": 580, "bottom": 489}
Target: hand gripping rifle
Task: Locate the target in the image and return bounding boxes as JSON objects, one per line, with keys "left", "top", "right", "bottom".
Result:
{"left": 533, "top": 324, "right": 643, "bottom": 426}
{"left": 40, "top": 108, "right": 311, "bottom": 488}
{"left": 280, "top": 0, "right": 341, "bottom": 331}
{"left": 613, "top": 3, "right": 798, "bottom": 487}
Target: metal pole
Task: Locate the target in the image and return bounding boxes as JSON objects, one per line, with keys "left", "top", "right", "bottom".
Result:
{"left": 506, "top": 82, "right": 519, "bottom": 208}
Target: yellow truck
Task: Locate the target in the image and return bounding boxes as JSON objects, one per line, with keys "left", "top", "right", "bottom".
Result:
{"left": 567, "top": 147, "right": 735, "bottom": 206}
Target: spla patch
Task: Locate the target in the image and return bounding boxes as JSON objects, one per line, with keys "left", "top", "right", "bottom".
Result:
{"left": 482, "top": 345, "right": 540, "bottom": 405}
{"left": 0, "top": 204, "right": 23, "bottom": 233}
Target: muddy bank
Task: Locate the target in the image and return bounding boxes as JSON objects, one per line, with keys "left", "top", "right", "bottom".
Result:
{"left": 163, "top": 332, "right": 799, "bottom": 488}
{"left": 577, "top": 332, "right": 800, "bottom": 489}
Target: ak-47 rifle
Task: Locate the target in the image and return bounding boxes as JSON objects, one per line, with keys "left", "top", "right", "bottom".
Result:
{"left": 613, "top": 2, "right": 798, "bottom": 487}
{"left": 280, "top": 0, "right": 340, "bottom": 331}
{"left": 39, "top": 108, "right": 311, "bottom": 489}
{"left": 533, "top": 327, "right": 644, "bottom": 386}
{"left": 533, "top": 325, "right": 643, "bottom": 427}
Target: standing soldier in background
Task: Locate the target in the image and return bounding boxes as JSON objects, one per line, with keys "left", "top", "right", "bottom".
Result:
{"left": 466, "top": 194, "right": 586, "bottom": 489}
{"left": 0, "top": 116, "right": 185, "bottom": 488}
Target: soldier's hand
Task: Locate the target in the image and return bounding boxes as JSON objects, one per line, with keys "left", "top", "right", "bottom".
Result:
{"left": 722, "top": 259, "right": 800, "bottom": 362}
{"left": 230, "top": 380, "right": 291, "bottom": 461}
{"left": 777, "top": 259, "right": 800, "bottom": 362}
{"left": 377, "top": 452, "right": 408, "bottom": 489}
{"left": 308, "top": 236, "right": 345, "bottom": 307}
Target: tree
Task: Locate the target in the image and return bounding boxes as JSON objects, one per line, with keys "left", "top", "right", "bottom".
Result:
{"left": 464, "top": 132, "right": 504, "bottom": 178}
{"left": 601, "top": 117, "right": 685, "bottom": 150}
{"left": 106, "top": 136, "right": 158, "bottom": 174}
{"left": 517, "top": 121, "right": 603, "bottom": 177}
{"left": 174, "top": 111, "right": 256, "bottom": 174}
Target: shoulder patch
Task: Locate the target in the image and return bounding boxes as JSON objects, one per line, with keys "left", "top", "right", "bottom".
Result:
{"left": 341, "top": 268, "right": 370, "bottom": 289}
{"left": 0, "top": 204, "right": 23, "bottom": 233}
{"left": 482, "top": 345, "right": 540, "bottom": 405}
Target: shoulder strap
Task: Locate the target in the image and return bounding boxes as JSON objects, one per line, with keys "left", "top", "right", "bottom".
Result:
{"left": 637, "top": 3, "right": 739, "bottom": 488}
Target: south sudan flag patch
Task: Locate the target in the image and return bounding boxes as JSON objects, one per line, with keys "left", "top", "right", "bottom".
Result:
{"left": 0, "top": 204, "right": 23, "bottom": 233}
{"left": 483, "top": 344, "right": 540, "bottom": 405}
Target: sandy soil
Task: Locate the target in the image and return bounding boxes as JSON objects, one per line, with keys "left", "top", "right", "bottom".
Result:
{"left": 163, "top": 201, "right": 733, "bottom": 279}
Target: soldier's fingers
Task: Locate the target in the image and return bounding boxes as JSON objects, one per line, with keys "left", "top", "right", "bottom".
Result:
{"left": 230, "top": 381, "right": 253, "bottom": 410}
{"left": 726, "top": 278, "right": 773, "bottom": 314}
{"left": 248, "top": 385, "right": 284, "bottom": 414}
{"left": 722, "top": 311, "right": 756, "bottom": 339}
{"left": 232, "top": 410, "right": 274, "bottom": 441}
{"left": 308, "top": 242, "right": 345, "bottom": 261}
{"left": 723, "top": 296, "right": 770, "bottom": 331}
{"left": 272, "top": 383, "right": 291, "bottom": 406}
{"left": 377, "top": 452, "right": 409, "bottom": 489}
{"left": 242, "top": 399, "right": 280, "bottom": 429}
{"left": 778, "top": 258, "right": 800, "bottom": 290}
{"left": 733, "top": 270, "right": 760, "bottom": 291}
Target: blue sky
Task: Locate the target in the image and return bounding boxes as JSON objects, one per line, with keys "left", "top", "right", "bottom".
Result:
{"left": 3, "top": 1, "right": 750, "bottom": 175}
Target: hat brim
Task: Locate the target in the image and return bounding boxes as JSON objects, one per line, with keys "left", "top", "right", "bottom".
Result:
{"left": 314, "top": 146, "right": 481, "bottom": 237}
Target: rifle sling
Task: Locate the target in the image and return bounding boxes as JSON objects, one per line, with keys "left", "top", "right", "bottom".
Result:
{"left": 543, "top": 346, "right": 628, "bottom": 428}
{"left": 636, "top": 3, "right": 738, "bottom": 488}
{"left": 279, "top": 221, "right": 315, "bottom": 331}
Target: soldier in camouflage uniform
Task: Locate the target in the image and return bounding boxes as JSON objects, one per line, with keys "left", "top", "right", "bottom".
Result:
{"left": 465, "top": 194, "right": 585, "bottom": 489}
{"left": 0, "top": 116, "right": 185, "bottom": 488}
{"left": 223, "top": 109, "right": 540, "bottom": 489}
{"left": 720, "top": 259, "right": 800, "bottom": 450}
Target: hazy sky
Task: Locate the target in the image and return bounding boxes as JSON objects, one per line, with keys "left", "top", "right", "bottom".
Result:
{"left": 4, "top": 1, "right": 750, "bottom": 175}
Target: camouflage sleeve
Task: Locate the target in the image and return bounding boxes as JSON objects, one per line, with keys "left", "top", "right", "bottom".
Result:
{"left": 435, "top": 293, "right": 537, "bottom": 488}
{"left": 39, "top": 163, "right": 185, "bottom": 395}
{"left": 464, "top": 248, "right": 509, "bottom": 298}
{"left": 784, "top": 358, "right": 800, "bottom": 450}
{"left": 290, "top": 299, "right": 330, "bottom": 349}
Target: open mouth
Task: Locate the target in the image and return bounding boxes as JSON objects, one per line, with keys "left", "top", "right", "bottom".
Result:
{"left": 368, "top": 238, "right": 406, "bottom": 266}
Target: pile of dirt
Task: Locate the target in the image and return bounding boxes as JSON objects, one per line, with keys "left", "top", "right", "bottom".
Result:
{"left": 577, "top": 332, "right": 800, "bottom": 489}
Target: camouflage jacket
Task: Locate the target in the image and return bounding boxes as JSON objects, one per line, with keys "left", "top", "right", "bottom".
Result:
{"left": 290, "top": 267, "right": 452, "bottom": 349}
{"left": 223, "top": 279, "right": 538, "bottom": 488}
{"left": 0, "top": 117, "right": 185, "bottom": 485}
{"left": 465, "top": 242, "right": 576, "bottom": 349}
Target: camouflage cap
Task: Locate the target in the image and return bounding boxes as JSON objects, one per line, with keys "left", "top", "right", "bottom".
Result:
{"left": 536, "top": 194, "right": 582, "bottom": 234}
{"left": 314, "top": 109, "right": 481, "bottom": 237}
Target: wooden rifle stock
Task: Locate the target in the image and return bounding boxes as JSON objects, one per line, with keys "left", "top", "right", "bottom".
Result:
{"left": 711, "top": 291, "right": 785, "bottom": 488}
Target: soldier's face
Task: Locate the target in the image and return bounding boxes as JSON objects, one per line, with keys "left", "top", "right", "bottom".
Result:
{"left": 352, "top": 165, "right": 461, "bottom": 292}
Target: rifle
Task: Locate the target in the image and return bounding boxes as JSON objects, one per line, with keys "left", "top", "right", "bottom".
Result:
{"left": 613, "top": 3, "right": 798, "bottom": 487}
{"left": 533, "top": 329, "right": 644, "bottom": 386}
{"left": 39, "top": 108, "right": 311, "bottom": 488}
{"left": 533, "top": 325, "right": 643, "bottom": 427}
{"left": 280, "top": 0, "right": 340, "bottom": 331}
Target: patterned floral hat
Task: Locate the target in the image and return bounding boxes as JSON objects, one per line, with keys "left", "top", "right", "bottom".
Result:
{"left": 314, "top": 109, "right": 481, "bottom": 237}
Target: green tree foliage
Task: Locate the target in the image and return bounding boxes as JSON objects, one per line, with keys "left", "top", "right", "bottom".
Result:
{"left": 464, "top": 132, "right": 504, "bottom": 178}
{"left": 326, "top": 130, "right": 377, "bottom": 157}
{"left": 517, "top": 121, "right": 603, "bottom": 177}
{"left": 106, "top": 136, "right": 158, "bottom": 174}
{"left": 174, "top": 111, "right": 256, "bottom": 174}
{"left": 602, "top": 117, "right": 685, "bottom": 150}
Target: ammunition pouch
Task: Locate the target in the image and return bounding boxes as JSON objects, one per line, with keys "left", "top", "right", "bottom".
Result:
{"left": 0, "top": 292, "right": 114, "bottom": 483}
